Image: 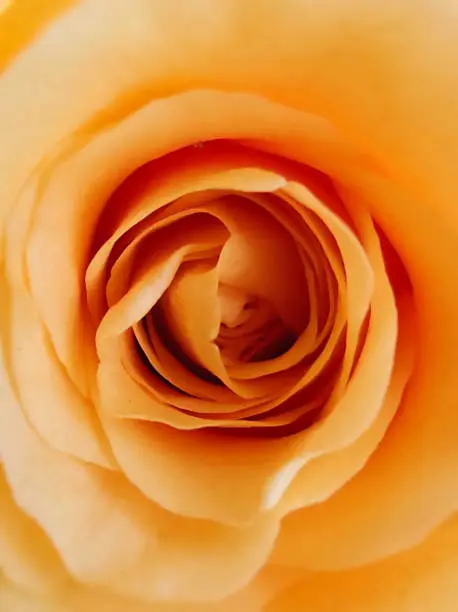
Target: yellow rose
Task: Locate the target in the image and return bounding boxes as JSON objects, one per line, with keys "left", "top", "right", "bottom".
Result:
{"left": 1, "top": 1, "right": 458, "bottom": 611}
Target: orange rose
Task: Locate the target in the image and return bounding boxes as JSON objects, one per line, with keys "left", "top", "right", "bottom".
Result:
{"left": 1, "top": 1, "right": 458, "bottom": 611}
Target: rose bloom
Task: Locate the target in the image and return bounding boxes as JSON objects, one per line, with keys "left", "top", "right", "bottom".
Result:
{"left": 1, "top": 1, "right": 458, "bottom": 611}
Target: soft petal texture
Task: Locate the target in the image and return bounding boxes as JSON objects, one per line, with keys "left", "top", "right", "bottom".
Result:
{"left": 267, "top": 514, "right": 458, "bottom": 612}
{"left": 0, "top": 0, "right": 77, "bottom": 72}
{"left": 273, "top": 288, "right": 415, "bottom": 516}
{"left": 270, "top": 174, "right": 458, "bottom": 571}
{"left": 0, "top": 469, "right": 68, "bottom": 594}
{"left": 0, "top": 363, "right": 280, "bottom": 602}
{"left": 1, "top": 86, "right": 379, "bottom": 526}
{"left": 1, "top": 0, "right": 457, "bottom": 228}
{"left": 2, "top": 43, "right": 453, "bottom": 568}
{"left": 4, "top": 287, "right": 114, "bottom": 467}
{"left": 2, "top": 0, "right": 458, "bottom": 610}
{"left": 0, "top": 565, "right": 299, "bottom": 612}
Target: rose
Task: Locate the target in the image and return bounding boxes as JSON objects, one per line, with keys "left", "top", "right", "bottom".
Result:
{"left": 1, "top": 1, "right": 458, "bottom": 611}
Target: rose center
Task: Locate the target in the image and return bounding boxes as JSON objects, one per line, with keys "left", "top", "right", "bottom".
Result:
{"left": 216, "top": 283, "right": 297, "bottom": 364}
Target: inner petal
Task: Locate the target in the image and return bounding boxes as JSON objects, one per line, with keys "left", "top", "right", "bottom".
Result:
{"left": 159, "top": 256, "right": 299, "bottom": 402}
{"left": 216, "top": 195, "right": 309, "bottom": 335}
{"left": 160, "top": 261, "right": 223, "bottom": 379}
{"left": 218, "top": 284, "right": 255, "bottom": 328}
{"left": 217, "top": 285, "right": 297, "bottom": 365}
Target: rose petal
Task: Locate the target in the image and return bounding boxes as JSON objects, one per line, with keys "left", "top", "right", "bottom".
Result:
{"left": 0, "top": 468, "right": 68, "bottom": 594}
{"left": 272, "top": 289, "right": 414, "bottom": 517}
{"left": 160, "top": 262, "right": 224, "bottom": 381}
{"left": 96, "top": 182, "right": 392, "bottom": 524}
{"left": 0, "top": 564, "right": 298, "bottom": 612}
{"left": 0, "top": 378, "right": 154, "bottom": 583}
{"left": 110, "top": 327, "right": 323, "bottom": 430}
{"left": 3, "top": 285, "right": 114, "bottom": 468}
{"left": 5, "top": 86, "right": 361, "bottom": 402}
{"left": 0, "top": 0, "right": 76, "bottom": 72}
{"left": 100, "top": 414, "right": 286, "bottom": 524}
{"left": 108, "top": 516, "right": 278, "bottom": 603}
{"left": 98, "top": 334, "right": 263, "bottom": 426}
{"left": 268, "top": 172, "right": 458, "bottom": 572}
{"left": 0, "top": 364, "right": 279, "bottom": 602}
{"left": 2, "top": 0, "right": 456, "bottom": 588}
{"left": 86, "top": 151, "right": 277, "bottom": 323}
{"left": 135, "top": 315, "right": 237, "bottom": 406}
{"left": 225, "top": 192, "right": 338, "bottom": 380}
{"left": 97, "top": 249, "right": 185, "bottom": 345}
{"left": 216, "top": 196, "right": 308, "bottom": 334}
{"left": 267, "top": 513, "right": 458, "bottom": 612}
{"left": 283, "top": 183, "right": 374, "bottom": 394}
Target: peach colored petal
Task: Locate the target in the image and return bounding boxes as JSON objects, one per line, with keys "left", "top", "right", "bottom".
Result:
{"left": 3, "top": 286, "right": 113, "bottom": 468}
{"left": 3, "top": 88, "right": 360, "bottom": 402}
{"left": 0, "top": 0, "right": 76, "bottom": 72}
{"left": 1, "top": 3, "right": 458, "bottom": 609}
{"left": 27, "top": 146, "right": 288, "bottom": 391}
{"left": 268, "top": 514, "right": 458, "bottom": 612}
{"left": 0, "top": 0, "right": 10, "bottom": 15}
{"left": 108, "top": 516, "right": 278, "bottom": 603}
{"left": 88, "top": 155, "right": 344, "bottom": 430}
{"left": 265, "top": 167, "right": 458, "bottom": 571}
{"left": 272, "top": 290, "right": 415, "bottom": 517}
{"left": 216, "top": 197, "right": 308, "bottom": 334}
{"left": 98, "top": 187, "right": 394, "bottom": 525}
{"left": 103, "top": 212, "right": 226, "bottom": 312}
{"left": 161, "top": 263, "right": 223, "bottom": 379}
{"left": 282, "top": 183, "right": 373, "bottom": 395}
{"left": 224, "top": 192, "right": 339, "bottom": 381}
{"left": 98, "top": 333, "right": 263, "bottom": 427}
{"left": 0, "top": 469, "right": 68, "bottom": 594}
{"left": 97, "top": 336, "right": 214, "bottom": 427}
{"left": 100, "top": 414, "right": 286, "bottom": 524}
{"left": 0, "top": 365, "right": 279, "bottom": 602}
{"left": 0, "top": 380, "right": 154, "bottom": 584}
{"left": 216, "top": 186, "right": 352, "bottom": 413}
{"left": 135, "top": 315, "right": 240, "bottom": 406}
{"left": 0, "top": 564, "right": 298, "bottom": 612}
{"left": 103, "top": 330, "right": 321, "bottom": 431}
{"left": 96, "top": 250, "right": 185, "bottom": 345}
{"left": 215, "top": 189, "right": 391, "bottom": 514}
{"left": 0, "top": 95, "right": 360, "bottom": 478}
{"left": 149, "top": 196, "right": 307, "bottom": 401}
{"left": 145, "top": 199, "right": 307, "bottom": 403}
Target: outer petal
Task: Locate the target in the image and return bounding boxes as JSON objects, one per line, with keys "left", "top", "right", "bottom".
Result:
{"left": 1, "top": 0, "right": 457, "bottom": 228}
{"left": 0, "top": 358, "right": 280, "bottom": 603}
{"left": 272, "top": 174, "right": 458, "bottom": 569}
{"left": 1, "top": 0, "right": 457, "bottom": 599}
{"left": 0, "top": 469, "right": 68, "bottom": 594}
{"left": 267, "top": 513, "right": 458, "bottom": 612}
{"left": 0, "top": 0, "right": 77, "bottom": 72}
{"left": 0, "top": 565, "right": 297, "bottom": 612}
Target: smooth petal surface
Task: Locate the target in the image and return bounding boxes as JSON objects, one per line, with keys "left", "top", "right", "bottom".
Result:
{"left": 0, "top": 0, "right": 77, "bottom": 72}
{"left": 267, "top": 514, "right": 458, "bottom": 612}
{"left": 0, "top": 366, "right": 280, "bottom": 602}
{"left": 5, "top": 288, "right": 113, "bottom": 467}
{"left": 0, "top": 565, "right": 298, "bottom": 612}
{"left": 2, "top": 1, "right": 458, "bottom": 610}
{"left": 271, "top": 175, "right": 458, "bottom": 570}
{"left": 1, "top": 0, "right": 455, "bottom": 227}
{"left": 0, "top": 469, "right": 68, "bottom": 594}
{"left": 274, "top": 290, "right": 415, "bottom": 516}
